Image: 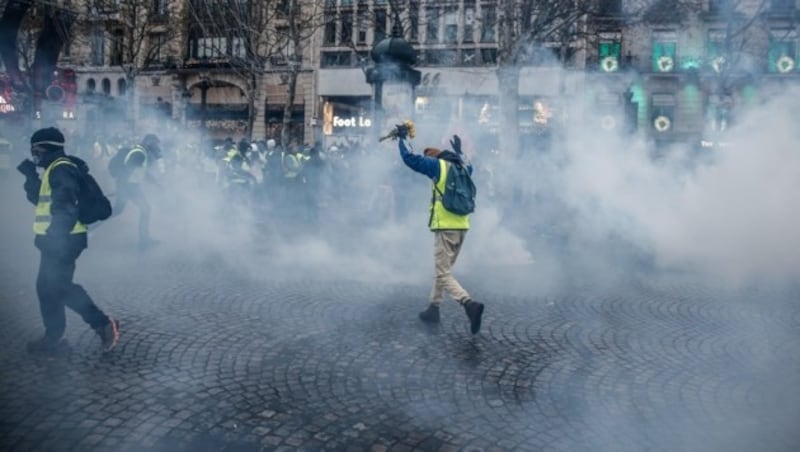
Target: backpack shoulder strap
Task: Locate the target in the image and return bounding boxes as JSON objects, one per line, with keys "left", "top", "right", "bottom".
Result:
{"left": 433, "top": 159, "right": 448, "bottom": 197}
{"left": 46, "top": 157, "right": 77, "bottom": 178}
{"left": 51, "top": 157, "right": 76, "bottom": 168}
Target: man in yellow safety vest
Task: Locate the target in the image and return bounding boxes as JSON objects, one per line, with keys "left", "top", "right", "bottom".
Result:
{"left": 394, "top": 124, "right": 485, "bottom": 334}
{"left": 110, "top": 133, "right": 162, "bottom": 250}
{"left": 17, "top": 127, "right": 119, "bottom": 355}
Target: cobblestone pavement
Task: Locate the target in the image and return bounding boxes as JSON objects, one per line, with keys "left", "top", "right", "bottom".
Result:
{"left": 1, "top": 184, "right": 799, "bottom": 452}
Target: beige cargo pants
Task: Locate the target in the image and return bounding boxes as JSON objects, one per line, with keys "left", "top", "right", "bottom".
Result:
{"left": 429, "top": 230, "right": 470, "bottom": 305}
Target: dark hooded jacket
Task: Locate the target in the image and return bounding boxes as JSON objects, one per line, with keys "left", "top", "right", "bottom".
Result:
{"left": 24, "top": 150, "right": 89, "bottom": 253}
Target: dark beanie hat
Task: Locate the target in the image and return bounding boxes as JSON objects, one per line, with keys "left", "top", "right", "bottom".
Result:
{"left": 423, "top": 147, "right": 442, "bottom": 158}
{"left": 30, "top": 127, "right": 65, "bottom": 151}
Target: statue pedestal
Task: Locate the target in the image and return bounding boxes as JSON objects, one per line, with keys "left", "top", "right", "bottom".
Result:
{"left": 379, "top": 81, "right": 413, "bottom": 147}
{"left": 366, "top": 36, "right": 421, "bottom": 147}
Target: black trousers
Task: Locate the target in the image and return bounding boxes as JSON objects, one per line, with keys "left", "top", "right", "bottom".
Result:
{"left": 36, "top": 245, "right": 108, "bottom": 341}
{"left": 113, "top": 183, "right": 151, "bottom": 243}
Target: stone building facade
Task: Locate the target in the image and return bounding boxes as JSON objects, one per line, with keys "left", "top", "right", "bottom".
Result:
{"left": 314, "top": 0, "right": 800, "bottom": 150}
{"left": 3, "top": 0, "right": 799, "bottom": 148}
{"left": 587, "top": 0, "right": 800, "bottom": 145}
{"left": 2, "top": 0, "right": 318, "bottom": 145}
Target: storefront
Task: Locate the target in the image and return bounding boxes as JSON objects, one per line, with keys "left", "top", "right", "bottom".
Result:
{"left": 320, "top": 95, "right": 373, "bottom": 151}
{"left": 316, "top": 65, "right": 583, "bottom": 153}
{"left": 265, "top": 104, "right": 305, "bottom": 147}
{"left": 182, "top": 80, "right": 249, "bottom": 140}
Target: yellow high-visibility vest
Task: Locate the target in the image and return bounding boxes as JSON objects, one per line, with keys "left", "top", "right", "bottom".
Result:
{"left": 33, "top": 157, "right": 87, "bottom": 235}
{"left": 429, "top": 159, "right": 470, "bottom": 231}
{"left": 223, "top": 149, "right": 251, "bottom": 172}
{"left": 282, "top": 152, "right": 300, "bottom": 178}
{"left": 124, "top": 145, "right": 148, "bottom": 183}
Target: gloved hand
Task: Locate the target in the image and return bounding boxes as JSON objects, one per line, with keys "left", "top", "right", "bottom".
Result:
{"left": 379, "top": 120, "right": 416, "bottom": 142}
{"left": 449, "top": 135, "right": 462, "bottom": 154}
{"left": 395, "top": 124, "right": 409, "bottom": 139}
{"left": 17, "top": 159, "right": 38, "bottom": 177}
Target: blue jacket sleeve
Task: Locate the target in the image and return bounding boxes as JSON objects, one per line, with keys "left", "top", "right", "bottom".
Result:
{"left": 398, "top": 139, "right": 440, "bottom": 181}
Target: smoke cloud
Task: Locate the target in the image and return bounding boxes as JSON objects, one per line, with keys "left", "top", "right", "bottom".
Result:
{"left": 5, "top": 75, "right": 792, "bottom": 294}
{"left": 1, "top": 67, "right": 796, "bottom": 300}
{"left": 1, "top": 58, "right": 798, "bottom": 452}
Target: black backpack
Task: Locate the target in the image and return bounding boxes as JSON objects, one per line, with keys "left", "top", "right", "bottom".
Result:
{"left": 437, "top": 161, "right": 476, "bottom": 216}
{"left": 77, "top": 171, "right": 112, "bottom": 224}
{"left": 50, "top": 157, "right": 112, "bottom": 225}
{"left": 63, "top": 157, "right": 113, "bottom": 225}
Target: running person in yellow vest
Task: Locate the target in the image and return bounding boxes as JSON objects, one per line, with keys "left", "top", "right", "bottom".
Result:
{"left": 111, "top": 133, "right": 162, "bottom": 250}
{"left": 395, "top": 125, "right": 485, "bottom": 334}
{"left": 16, "top": 127, "right": 119, "bottom": 354}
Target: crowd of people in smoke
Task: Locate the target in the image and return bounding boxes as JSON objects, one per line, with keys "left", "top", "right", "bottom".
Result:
{"left": 2, "top": 121, "right": 499, "bottom": 356}
{"left": 2, "top": 126, "right": 509, "bottom": 237}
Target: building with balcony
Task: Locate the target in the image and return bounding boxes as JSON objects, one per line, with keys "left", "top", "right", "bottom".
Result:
{"left": 4, "top": 0, "right": 799, "bottom": 148}
{"left": 313, "top": 0, "right": 587, "bottom": 151}
{"left": 314, "top": 0, "right": 800, "bottom": 150}
{"left": 2, "top": 0, "right": 317, "bottom": 145}
{"left": 585, "top": 0, "right": 800, "bottom": 144}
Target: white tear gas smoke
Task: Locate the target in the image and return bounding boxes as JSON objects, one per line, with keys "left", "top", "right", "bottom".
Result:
{"left": 77, "top": 113, "right": 538, "bottom": 291}
{"left": 74, "top": 84, "right": 800, "bottom": 292}
{"left": 3, "top": 72, "right": 797, "bottom": 293}
{"left": 537, "top": 87, "right": 800, "bottom": 286}
{"left": 1, "top": 65, "right": 798, "bottom": 452}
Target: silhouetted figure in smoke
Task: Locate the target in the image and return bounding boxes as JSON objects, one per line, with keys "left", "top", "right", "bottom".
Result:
{"left": 263, "top": 138, "right": 281, "bottom": 178}
{"left": 109, "top": 133, "right": 162, "bottom": 250}
{"left": 277, "top": 145, "right": 307, "bottom": 225}
{"left": 281, "top": 144, "right": 305, "bottom": 183}
{"left": 209, "top": 137, "right": 234, "bottom": 186}
{"left": 222, "top": 138, "right": 256, "bottom": 204}
{"left": 17, "top": 127, "right": 119, "bottom": 355}
{"left": 302, "top": 142, "right": 327, "bottom": 228}
{"left": 325, "top": 144, "right": 350, "bottom": 207}
{"left": 394, "top": 124, "right": 485, "bottom": 334}
{"left": 0, "top": 130, "right": 13, "bottom": 176}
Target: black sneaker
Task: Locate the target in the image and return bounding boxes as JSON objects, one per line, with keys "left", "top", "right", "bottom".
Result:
{"left": 418, "top": 304, "right": 440, "bottom": 323}
{"left": 463, "top": 300, "right": 484, "bottom": 334}
{"left": 95, "top": 318, "right": 120, "bottom": 352}
{"left": 26, "top": 337, "right": 70, "bottom": 356}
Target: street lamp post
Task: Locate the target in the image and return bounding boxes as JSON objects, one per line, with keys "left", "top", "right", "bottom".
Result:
{"left": 198, "top": 73, "right": 211, "bottom": 133}
{"left": 365, "top": 28, "right": 421, "bottom": 145}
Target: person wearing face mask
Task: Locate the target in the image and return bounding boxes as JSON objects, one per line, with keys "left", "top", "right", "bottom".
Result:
{"left": 109, "top": 133, "right": 162, "bottom": 250}
{"left": 17, "top": 127, "right": 119, "bottom": 355}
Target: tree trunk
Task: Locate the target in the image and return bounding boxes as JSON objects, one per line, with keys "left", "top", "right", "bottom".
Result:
{"left": 246, "top": 73, "right": 256, "bottom": 139}
{"left": 0, "top": 0, "right": 31, "bottom": 86}
{"left": 126, "top": 72, "right": 137, "bottom": 131}
{"left": 32, "top": 7, "right": 74, "bottom": 97}
{"left": 496, "top": 65, "right": 520, "bottom": 157}
{"left": 280, "top": 0, "right": 301, "bottom": 150}
{"left": 280, "top": 67, "right": 299, "bottom": 150}
{"left": 496, "top": 0, "right": 519, "bottom": 157}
